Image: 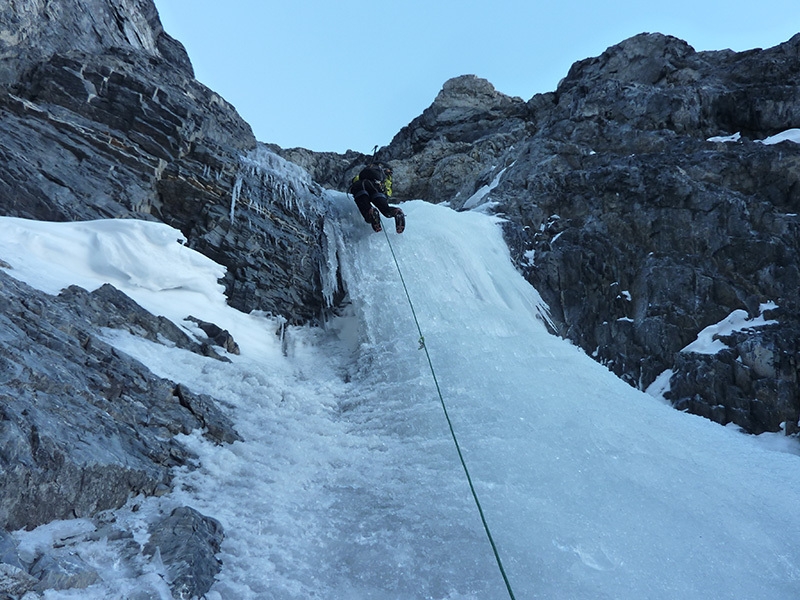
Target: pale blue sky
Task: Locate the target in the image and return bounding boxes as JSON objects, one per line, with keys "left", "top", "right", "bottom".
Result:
{"left": 153, "top": 1, "right": 800, "bottom": 154}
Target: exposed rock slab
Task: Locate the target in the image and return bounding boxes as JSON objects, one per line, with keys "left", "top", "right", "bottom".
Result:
{"left": 143, "top": 506, "right": 223, "bottom": 599}
{"left": 0, "top": 269, "right": 240, "bottom": 533}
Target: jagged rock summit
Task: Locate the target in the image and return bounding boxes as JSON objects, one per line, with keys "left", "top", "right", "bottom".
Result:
{"left": 384, "top": 74, "right": 531, "bottom": 203}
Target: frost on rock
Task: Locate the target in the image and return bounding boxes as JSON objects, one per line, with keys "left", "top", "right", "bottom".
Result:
{"left": 228, "top": 145, "right": 345, "bottom": 310}
{"left": 229, "top": 145, "right": 327, "bottom": 224}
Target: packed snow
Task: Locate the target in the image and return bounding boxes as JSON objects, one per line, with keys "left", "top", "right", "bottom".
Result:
{"left": 1, "top": 185, "right": 799, "bottom": 599}
{"left": 707, "top": 132, "right": 742, "bottom": 143}
{"left": 707, "top": 128, "right": 800, "bottom": 145}
{"left": 758, "top": 128, "right": 800, "bottom": 145}
{"left": 681, "top": 304, "right": 779, "bottom": 354}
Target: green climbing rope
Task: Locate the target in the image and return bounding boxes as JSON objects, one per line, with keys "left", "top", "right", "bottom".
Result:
{"left": 380, "top": 222, "right": 518, "bottom": 600}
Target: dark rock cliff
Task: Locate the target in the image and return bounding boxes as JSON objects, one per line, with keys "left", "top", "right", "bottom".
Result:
{"left": 496, "top": 33, "right": 800, "bottom": 436}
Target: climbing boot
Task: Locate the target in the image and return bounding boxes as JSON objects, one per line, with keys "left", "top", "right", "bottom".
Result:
{"left": 369, "top": 207, "right": 382, "bottom": 232}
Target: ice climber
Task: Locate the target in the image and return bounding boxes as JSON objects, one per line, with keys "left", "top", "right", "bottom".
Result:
{"left": 349, "top": 162, "right": 405, "bottom": 234}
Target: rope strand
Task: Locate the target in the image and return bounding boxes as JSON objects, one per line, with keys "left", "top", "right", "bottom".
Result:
{"left": 380, "top": 221, "right": 517, "bottom": 600}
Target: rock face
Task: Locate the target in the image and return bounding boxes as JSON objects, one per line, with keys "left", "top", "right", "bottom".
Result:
{"left": 0, "top": 0, "right": 332, "bottom": 323}
{"left": 0, "top": 269, "right": 239, "bottom": 596}
{"left": 502, "top": 33, "right": 800, "bottom": 435}
{"left": 143, "top": 506, "right": 224, "bottom": 599}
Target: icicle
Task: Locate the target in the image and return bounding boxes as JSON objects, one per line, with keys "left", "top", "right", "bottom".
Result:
{"left": 228, "top": 144, "right": 330, "bottom": 234}
{"left": 320, "top": 218, "right": 343, "bottom": 306}
{"left": 230, "top": 173, "right": 243, "bottom": 223}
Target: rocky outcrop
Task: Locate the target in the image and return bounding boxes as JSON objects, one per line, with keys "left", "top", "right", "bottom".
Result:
{"left": 0, "top": 268, "right": 238, "bottom": 596}
{"left": 500, "top": 33, "right": 800, "bottom": 435}
{"left": 143, "top": 506, "right": 224, "bottom": 599}
{"left": 0, "top": 0, "right": 333, "bottom": 323}
{"left": 0, "top": 274, "right": 244, "bottom": 510}
{"left": 670, "top": 316, "right": 799, "bottom": 434}
{"left": 0, "top": 0, "right": 192, "bottom": 85}
{"left": 378, "top": 75, "right": 532, "bottom": 203}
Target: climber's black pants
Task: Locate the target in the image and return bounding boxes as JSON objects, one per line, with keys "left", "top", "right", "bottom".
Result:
{"left": 351, "top": 180, "right": 400, "bottom": 222}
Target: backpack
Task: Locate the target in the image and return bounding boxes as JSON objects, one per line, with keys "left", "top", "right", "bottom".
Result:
{"left": 351, "top": 163, "right": 393, "bottom": 196}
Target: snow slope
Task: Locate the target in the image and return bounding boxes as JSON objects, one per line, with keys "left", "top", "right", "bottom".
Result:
{"left": 1, "top": 193, "right": 798, "bottom": 600}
